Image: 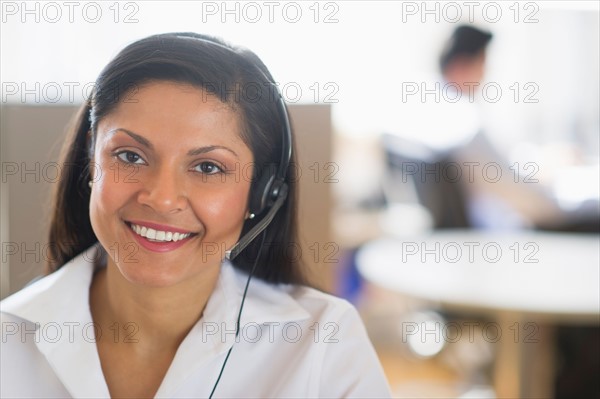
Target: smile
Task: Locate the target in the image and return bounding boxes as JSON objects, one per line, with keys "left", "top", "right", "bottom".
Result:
{"left": 128, "top": 222, "right": 193, "bottom": 242}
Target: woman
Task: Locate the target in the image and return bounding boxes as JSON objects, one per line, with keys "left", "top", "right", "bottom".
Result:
{"left": 1, "top": 33, "right": 391, "bottom": 398}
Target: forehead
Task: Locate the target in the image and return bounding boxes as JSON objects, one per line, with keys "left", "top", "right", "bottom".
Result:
{"left": 98, "top": 81, "right": 247, "bottom": 148}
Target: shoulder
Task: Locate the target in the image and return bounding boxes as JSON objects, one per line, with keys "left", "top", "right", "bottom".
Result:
{"left": 1, "top": 246, "right": 96, "bottom": 321}
{"left": 0, "top": 245, "right": 106, "bottom": 397}
{"left": 0, "top": 245, "right": 97, "bottom": 344}
{"left": 217, "top": 265, "right": 391, "bottom": 397}
{"left": 284, "top": 286, "right": 371, "bottom": 347}
{"left": 0, "top": 245, "right": 98, "bottom": 354}
{"left": 281, "top": 286, "right": 392, "bottom": 398}
{"left": 279, "top": 282, "right": 372, "bottom": 347}
{"left": 287, "top": 283, "right": 358, "bottom": 319}
{"left": 225, "top": 260, "right": 374, "bottom": 346}
{"left": 273, "top": 283, "right": 370, "bottom": 345}
{"left": 232, "top": 262, "right": 360, "bottom": 327}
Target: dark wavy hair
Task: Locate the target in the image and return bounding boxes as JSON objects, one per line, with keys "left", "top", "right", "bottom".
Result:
{"left": 46, "top": 32, "right": 305, "bottom": 285}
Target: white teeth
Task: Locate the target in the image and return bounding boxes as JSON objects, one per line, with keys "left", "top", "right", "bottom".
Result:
{"left": 129, "top": 223, "right": 192, "bottom": 242}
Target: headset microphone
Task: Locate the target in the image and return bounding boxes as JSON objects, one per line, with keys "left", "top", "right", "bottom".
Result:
{"left": 225, "top": 182, "right": 288, "bottom": 260}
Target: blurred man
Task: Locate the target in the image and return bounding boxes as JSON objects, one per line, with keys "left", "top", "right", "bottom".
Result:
{"left": 385, "top": 24, "right": 565, "bottom": 229}
{"left": 438, "top": 25, "right": 565, "bottom": 229}
{"left": 439, "top": 25, "right": 492, "bottom": 99}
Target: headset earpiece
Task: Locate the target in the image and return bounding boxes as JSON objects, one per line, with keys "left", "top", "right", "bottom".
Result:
{"left": 249, "top": 171, "right": 290, "bottom": 217}
{"left": 249, "top": 172, "right": 276, "bottom": 216}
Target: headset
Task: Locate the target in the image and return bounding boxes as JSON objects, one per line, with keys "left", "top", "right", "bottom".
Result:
{"left": 173, "top": 33, "right": 292, "bottom": 398}
{"left": 224, "top": 71, "right": 292, "bottom": 260}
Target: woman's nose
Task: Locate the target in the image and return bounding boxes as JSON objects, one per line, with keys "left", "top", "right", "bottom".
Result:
{"left": 136, "top": 167, "right": 189, "bottom": 214}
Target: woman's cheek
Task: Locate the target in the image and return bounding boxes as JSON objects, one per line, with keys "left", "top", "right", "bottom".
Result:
{"left": 97, "top": 176, "right": 126, "bottom": 208}
{"left": 197, "top": 186, "right": 250, "bottom": 234}
{"left": 90, "top": 168, "right": 131, "bottom": 229}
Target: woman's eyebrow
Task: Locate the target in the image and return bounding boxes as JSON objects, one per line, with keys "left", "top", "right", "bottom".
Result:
{"left": 187, "top": 146, "right": 238, "bottom": 159}
{"left": 108, "top": 128, "right": 239, "bottom": 158}
{"left": 109, "top": 128, "right": 153, "bottom": 150}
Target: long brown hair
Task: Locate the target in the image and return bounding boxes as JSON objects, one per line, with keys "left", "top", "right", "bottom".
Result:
{"left": 46, "top": 33, "right": 305, "bottom": 284}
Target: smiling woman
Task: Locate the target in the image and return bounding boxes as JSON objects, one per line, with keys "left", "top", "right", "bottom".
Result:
{"left": 89, "top": 82, "right": 253, "bottom": 288}
{"left": 0, "top": 33, "right": 391, "bottom": 398}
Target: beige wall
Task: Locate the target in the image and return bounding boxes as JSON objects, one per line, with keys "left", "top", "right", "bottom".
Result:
{"left": 289, "top": 105, "right": 335, "bottom": 291}
{"left": 1, "top": 105, "right": 77, "bottom": 297}
{"left": 0, "top": 104, "right": 333, "bottom": 298}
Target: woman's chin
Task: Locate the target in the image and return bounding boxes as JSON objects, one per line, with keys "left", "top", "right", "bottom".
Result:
{"left": 115, "top": 263, "right": 194, "bottom": 289}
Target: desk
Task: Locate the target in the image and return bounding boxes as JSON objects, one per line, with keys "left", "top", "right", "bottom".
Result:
{"left": 357, "top": 230, "right": 600, "bottom": 398}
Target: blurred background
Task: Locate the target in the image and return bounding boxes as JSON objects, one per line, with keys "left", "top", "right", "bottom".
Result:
{"left": 1, "top": 1, "right": 599, "bottom": 397}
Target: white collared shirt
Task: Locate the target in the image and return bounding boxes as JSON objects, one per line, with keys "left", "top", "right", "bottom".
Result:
{"left": 1, "top": 245, "right": 391, "bottom": 398}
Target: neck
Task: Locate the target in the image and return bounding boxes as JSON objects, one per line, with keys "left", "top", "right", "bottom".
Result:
{"left": 90, "top": 258, "right": 221, "bottom": 351}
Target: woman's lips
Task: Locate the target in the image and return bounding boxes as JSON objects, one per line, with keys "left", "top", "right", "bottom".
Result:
{"left": 125, "top": 221, "right": 197, "bottom": 253}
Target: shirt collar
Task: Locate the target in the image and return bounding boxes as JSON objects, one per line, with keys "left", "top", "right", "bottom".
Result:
{"left": 2, "top": 244, "right": 310, "bottom": 325}
{"left": 154, "top": 258, "right": 311, "bottom": 397}
{"left": 215, "top": 259, "right": 311, "bottom": 326}
{"left": 169, "top": 251, "right": 311, "bottom": 362}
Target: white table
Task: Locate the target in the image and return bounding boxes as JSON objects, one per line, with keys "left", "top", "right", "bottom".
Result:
{"left": 357, "top": 230, "right": 600, "bottom": 398}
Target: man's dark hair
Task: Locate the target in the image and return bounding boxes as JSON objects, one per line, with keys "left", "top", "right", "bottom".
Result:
{"left": 439, "top": 25, "right": 493, "bottom": 72}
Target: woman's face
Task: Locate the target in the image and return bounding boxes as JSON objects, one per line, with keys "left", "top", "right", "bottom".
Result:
{"left": 89, "top": 81, "right": 253, "bottom": 287}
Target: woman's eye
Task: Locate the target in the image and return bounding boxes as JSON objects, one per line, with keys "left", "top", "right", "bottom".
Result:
{"left": 116, "top": 151, "right": 145, "bottom": 165}
{"left": 195, "top": 161, "right": 223, "bottom": 175}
